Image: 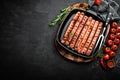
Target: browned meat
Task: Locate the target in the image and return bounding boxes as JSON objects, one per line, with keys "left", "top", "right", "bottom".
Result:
{"left": 86, "top": 22, "right": 103, "bottom": 56}
{"left": 74, "top": 16, "right": 90, "bottom": 51}
{"left": 77, "top": 17, "right": 93, "bottom": 53}
{"left": 69, "top": 12, "right": 85, "bottom": 48}
{"left": 61, "top": 11, "right": 103, "bottom": 56}
{"left": 80, "top": 20, "right": 95, "bottom": 53}
{"left": 61, "top": 12, "right": 80, "bottom": 44}
{"left": 65, "top": 12, "right": 83, "bottom": 45}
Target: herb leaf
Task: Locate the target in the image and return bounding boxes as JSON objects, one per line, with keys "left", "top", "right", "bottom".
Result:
{"left": 60, "top": 8, "right": 67, "bottom": 12}
{"left": 118, "top": 20, "right": 120, "bottom": 25}
{"left": 97, "top": 48, "right": 103, "bottom": 58}
{"left": 69, "top": 32, "right": 74, "bottom": 37}
{"left": 49, "top": 17, "right": 60, "bottom": 27}
{"left": 49, "top": 7, "right": 69, "bottom": 27}
{"left": 60, "top": 11, "right": 69, "bottom": 23}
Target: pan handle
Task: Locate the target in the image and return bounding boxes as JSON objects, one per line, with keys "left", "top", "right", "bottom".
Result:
{"left": 105, "top": 12, "right": 112, "bottom": 26}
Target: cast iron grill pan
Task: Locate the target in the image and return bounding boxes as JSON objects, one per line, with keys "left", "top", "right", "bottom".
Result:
{"left": 56, "top": 9, "right": 105, "bottom": 59}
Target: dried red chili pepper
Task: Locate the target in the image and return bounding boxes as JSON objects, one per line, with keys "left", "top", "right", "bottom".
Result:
{"left": 99, "top": 58, "right": 107, "bottom": 70}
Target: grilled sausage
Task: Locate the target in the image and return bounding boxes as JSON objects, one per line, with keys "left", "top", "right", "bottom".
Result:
{"left": 61, "top": 12, "right": 80, "bottom": 44}
{"left": 80, "top": 20, "right": 95, "bottom": 53}
{"left": 77, "top": 17, "right": 93, "bottom": 53}
{"left": 86, "top": 22, "right": 103, "bottom": 56}
{"left": 69, "top": 12, "right": 85, "bottom": 48}
{"left": 74, "top": 16, "right": 88, "bottom": 51}
{"left": 65, "top": 12, "right": 82, "bottom": 45}
{"left": 82, "top": 20, "right": 98, "bottom": 54}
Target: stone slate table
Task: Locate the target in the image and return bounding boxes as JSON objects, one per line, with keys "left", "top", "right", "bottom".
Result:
{"left": 0, "top": 0, "right": 120, "bottom": 80}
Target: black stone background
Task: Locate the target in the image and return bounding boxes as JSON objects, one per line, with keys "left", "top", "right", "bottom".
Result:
{"left": 0, "top": 0, "right": 120, "bottom": 80}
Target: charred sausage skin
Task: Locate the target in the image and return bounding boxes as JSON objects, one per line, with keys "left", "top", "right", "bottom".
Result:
{"left": 61, "top": 12, "right": 80, "bottom": 44}
{"left": 74, "top": 16, "right": 88, "bottom": 50}
{"left": 61, "top": 11, "right": 103, "bottom": 56}
{"left": 86, "top": 22, "right": 103, "bottom": 56}
{"left": 69, "top": 12, "right": 85, "bottom": 48}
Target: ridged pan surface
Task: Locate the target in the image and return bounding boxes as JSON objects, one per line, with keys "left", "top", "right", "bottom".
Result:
{"left": 56, "top": 9, "right": 105, "bottom": 59}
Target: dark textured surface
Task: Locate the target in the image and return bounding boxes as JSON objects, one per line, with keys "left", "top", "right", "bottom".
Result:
{"left": 0, "top": 0, "right": 120, "bottom": 80}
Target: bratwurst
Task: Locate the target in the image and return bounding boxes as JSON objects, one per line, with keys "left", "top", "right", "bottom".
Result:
{"left": 61, "top": 11, "right": 103, "bottom": 56}
{"left": 61, "top": 12, "right": 80, "bottom": 44}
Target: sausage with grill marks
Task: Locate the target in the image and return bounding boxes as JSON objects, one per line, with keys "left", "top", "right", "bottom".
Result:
{"left": 74, "top": 16, "right": 88, "bottom": 51}
{"left": 61, "top": 12, "right": 80, "bottom": 44}
{"left": 65, "top": 12, "right": 82, "bottom": 45}
{"left": 77, "top": 17, "right": 93, "bottom": 53}
{"left": 80, "top": 20, "right": 95, "bottom": 53}
{"left": 86, "top": 22, "right": 103, "bottom": 56}
{"left": 69, "top": 12, "right": 85, "bottom": 48}
{"left": 81, "top": 20, "right": 97, "bottom": 54}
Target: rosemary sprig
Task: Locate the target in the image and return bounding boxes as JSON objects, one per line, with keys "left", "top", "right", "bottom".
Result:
{"left": 49, "top": 3, "right": 89, "bottom": 27}
{"left": 49, "top": 8, "right": 69, "bottom": 27}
